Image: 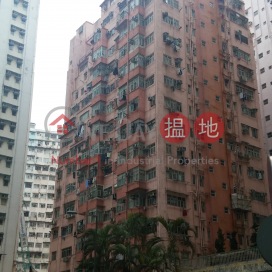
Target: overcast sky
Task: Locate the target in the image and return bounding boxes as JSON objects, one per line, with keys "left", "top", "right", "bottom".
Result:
{"left": 31, "top": 0, "right": 103, "bottom": 130}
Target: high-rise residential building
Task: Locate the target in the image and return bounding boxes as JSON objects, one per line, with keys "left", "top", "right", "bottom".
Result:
{"left": 244, "top": 0, "right": 272, "bottom": 156}
{"left": 15, "top": 123, "right": 59, "bottom": 272}
{"left": 49, "top": 0, "right": 271, "bottom": 271}
{"left": 0, "top": 0, "right": 40, "bottom": 271}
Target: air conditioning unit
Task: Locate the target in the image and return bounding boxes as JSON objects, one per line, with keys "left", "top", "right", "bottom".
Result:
{"left": 177, "top": 68, "right": 183, "bottom": 76}
{"left": 132, "top": 16, "right": 138, "bottom": 22}
{"left": 162, "top": 12, "right": 169, "bottom": 19}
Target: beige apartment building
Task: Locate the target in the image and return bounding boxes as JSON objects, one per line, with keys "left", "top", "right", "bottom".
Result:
{"left": 49, "top": 0, "right": 272, "bottom": 271}
{"left": 15, "top": 123, "right": 59, "bottom": 271}
{"left": 244, "top": 0, "right": 272, "bottom": 156}
{"left": 0, "top": 0, "right": 40, "bottom": 271}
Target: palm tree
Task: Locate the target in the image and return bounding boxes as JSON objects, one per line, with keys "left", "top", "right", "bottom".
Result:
{"left": 110, "top": 242, "right": 139, "bottom": 272}
{"left": 78, "top": 223, "right": 125, "bottom": 272}
{"left": 156, "top": 217, "right": 195, "bottom": 272}
{"left": 125, "top": 213, "right": 157, "bottom": 247}
{"left": 111, "top": 213, "right": 167, "bottom": 272}
{"left": 136, "top": 236, "right": 168, "bottom": 272}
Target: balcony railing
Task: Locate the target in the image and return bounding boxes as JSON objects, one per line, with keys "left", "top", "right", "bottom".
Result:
{"left": 181, "top": 247, "right": 262, "bottom": 269}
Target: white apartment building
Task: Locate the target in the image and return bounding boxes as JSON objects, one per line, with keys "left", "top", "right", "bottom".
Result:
{"left": 0, "top": 0, "right": 40, "bottom": 271}
{"left": 245, "top": 0, "right": 272, "bottom": 155}
{"left": 16, "top": 123, "right": 59, "bottom": 272}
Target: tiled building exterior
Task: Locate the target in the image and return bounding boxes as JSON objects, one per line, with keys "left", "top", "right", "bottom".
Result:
{"left": 49, "top": 0, "right": 271, "bottom": 271}
{"left": 0, "top": 0, "right": 40, "bottom": 270}
{"left": 244, "top": 0, "right": 272, "bottom": 155}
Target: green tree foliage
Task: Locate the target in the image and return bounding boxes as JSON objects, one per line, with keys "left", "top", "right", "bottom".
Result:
{"left": 229, "top": 232, "right": 238, "bottom": 251}
{"left": 77, "top": 213, "right": 195, "bottom": 272}
{"left": 215, "top": 228, "right": 225, "bottom": 253}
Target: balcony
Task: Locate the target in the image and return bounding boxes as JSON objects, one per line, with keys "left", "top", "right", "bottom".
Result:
{"left": 116, "top": 11, "right": 128, "bottom": 32}
{"left": 231, "top": 193, "right": 251, "bottom": 211}
{"left": 237, "top": 152, "right": 250, "bottom": 162}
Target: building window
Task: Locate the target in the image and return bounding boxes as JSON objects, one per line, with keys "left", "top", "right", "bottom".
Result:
{"left": 265, "top": 115, "right": 270, "bottom": 121}
{"left": 203, "top": 59, "right": 207, "bottom": 65}
{"left": 61, "top": 247, "right": 72, "bottom": 258}
{"left": 167, "top": 194, "right": 186, "bottom": 208}
{"left": 146, "top": 119, "right": 156, "bottom": 132}
{"left": 211, "top": 190, "right": 216, "bottom": 197}
{"left": 144, "top": 12, "right": 154, "bottom": 26}
{"left": 262, "top": 83, "right": 267, "bottom": 89}
{"left": 264, "top": 99, "right": 268, "bottom": 105}
{"left": 166, "top": 168, "right": 185, "bottom": 182}
{"left": 145, "top": 32, "right": 154, "bottom": 46}
{"left": 258, "top": 53, "right": 263, "bottom": 58}
{"left": 201, "top": 40, "right": 206, "bottom": 46}
{"left": 166, "top": 144, "right": 172, "bottom": 155}
{"left": 224, "top": 207, "right": 229, "bottom": 214}
{"left": 145, "top": 143, "right": 156, "bottom": 156}
{"left": 162, "top": 13, "right": 180, "bottom": 28}
{"left": 146, "top": 168, "right": 156, "bottom": 180}
{"left": 145, "top": 75, "right": 154, "bottom": 88}
{"left": 260, "top": 68, "right": 265, "bottom": 74}
{"left": 212, "top": 215, "right": 218, "bottom": 222}
{"left": 267, "top": 132, "right": 272, "bottom": 138}
{"left": 145, "top": 53, "right": 154, "bottom": 66}
{"left": 222, "top": 183, "right": 227, "bottom": 189}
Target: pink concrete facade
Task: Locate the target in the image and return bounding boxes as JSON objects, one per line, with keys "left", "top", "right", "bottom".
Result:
{"left": 49, "top": 0, "right": 271, "bottom": 271}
